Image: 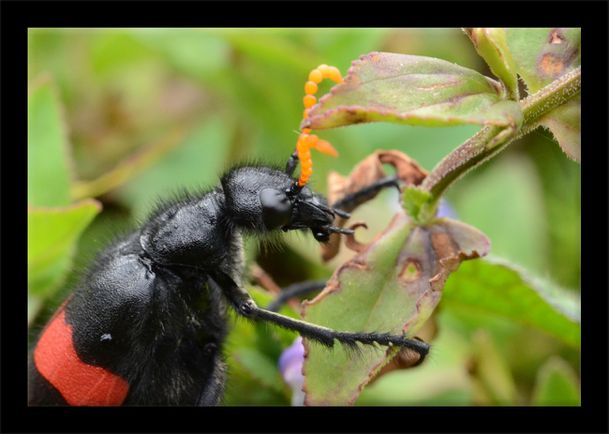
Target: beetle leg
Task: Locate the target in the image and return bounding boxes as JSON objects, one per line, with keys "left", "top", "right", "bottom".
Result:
{"left": 331, "top": 175, "right": 401, "bottom": 212}
{"left": 266, "top": 280, "right": 327, "bottom": 312}
{"left": 210, "top": 272, "right": 429, "bottom": 358}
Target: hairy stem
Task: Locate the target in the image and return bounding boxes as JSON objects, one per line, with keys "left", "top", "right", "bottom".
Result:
{"left": 421, "top": 66, "right": 581, "bottom": 202}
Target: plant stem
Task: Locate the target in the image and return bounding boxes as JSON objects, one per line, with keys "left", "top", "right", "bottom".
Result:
{"left": 420, "top": 66, "right": 581, "bottom": 202}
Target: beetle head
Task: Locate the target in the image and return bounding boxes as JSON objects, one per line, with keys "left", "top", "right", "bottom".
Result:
{"left": 223, "top": 166, "right": 351, "bottom": 242}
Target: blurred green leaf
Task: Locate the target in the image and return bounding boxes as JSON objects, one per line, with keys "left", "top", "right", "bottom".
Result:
{"left": 71, "top": 129, "right": 185, "bottom": 200}
{"left": 232, "top": 347, "right": 286, "bottom": 393}
{"left": 358, "top": 312, "right": 472, "bottom": 405}
{"left": 302, "top": 212, "right": 489, "bottom": 405}
{"left": 448, "top": 153, "right": 549, "bottom": 274}
{"left": 130, "top": 29, "right": 230, "bottom": 82}
{"left": 305, "top": 28, "right": 390, "bottom": 71}
{"left": 526, "top": 133, "right": 580, "bottom": 288}
{"left": 304, "top": 52, "right": 522, "bottom": 130}
{"left": 28, "top": 297, "right": 44, "bottom": 325}
{"left": 90, "top": 31, "right": 156, "bottom": 76}
{"left": 28, "top": 79, "right": 72, "bottom": 206}
{"left": 531, "top": 356, "right": 580, "bottom": 405}
{"left": 28, "top": 199, "right": 102, "bottom": 300}
{"left": 464, "top": 28, "right": 519, "bottom": 100}
{"left": 223, "top": 365, "right": 288, "bottom": 406}
{"left": 224, "top": 287, "right": 295, "bottom": 405}
{"left": 442, "top": 257, "right": 580, "bottom": 348}
{"left": 469, "top": 330, "right": 519, "bottom": 405}
{"left": 222, "top": 30, "right": 318, "bottom": 73}
{"left": 506, "top": 28, "right": 581, "bottom": 162}
{"left": 28, "top": 30, "right": 79, "bottom": 104}
{"left": 117, "top": 118, "right": 232, "bottom": 220}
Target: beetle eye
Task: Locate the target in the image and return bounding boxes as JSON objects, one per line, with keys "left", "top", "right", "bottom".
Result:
{"left": 260, "top": 188, "right": 292, "bottom": 229}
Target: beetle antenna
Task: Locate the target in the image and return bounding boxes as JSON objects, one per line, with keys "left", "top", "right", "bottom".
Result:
{"left": 285, "top": 150, "right": 299, "bottom": 177}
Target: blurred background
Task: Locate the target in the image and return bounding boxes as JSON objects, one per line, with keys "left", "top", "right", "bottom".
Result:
{"left": 28, "top": 28, "right": 581, "bottom": 405}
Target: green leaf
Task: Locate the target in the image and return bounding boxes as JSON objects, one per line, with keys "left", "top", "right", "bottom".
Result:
{"left": 232, "top": 347, "right": 287, "bottom": 394}
{"left": 448, "top": 153, "right": 549, "bottom": 275}
{"left": 526, "top": 137, "right": 581, "bottom": 289}
{"left": 464, "top": 28, "right": 519, "bottom": 100}
{"left": 221, "top": 30, "right": 318, "bottom": 73}
{"left": 540, "top": 97, "right": 580, "bottom": 162}
{"left": 506, "top": 28, "right": 581, "bottom": 162}
{"left": 116, "top": 118, "right": 232, "bottom": 220}
{"left": 442, "top": 257, "right": 580, "bottom": 348}
{"left": 302, "top": 212, "right": 489, "bottom": 405}
{"left": 90, "top": 31, "right": 156, "bottom": 76}
{"left": 305, "top": 28, "right": 391, "bottom": 73}
{"left": 532, "top": 357, "right": 580, "bottom": 405}
{"left": 71, "top": 129, "right": 185, "bottom": 200}
{"left": 28, "top": 296, "right": 44, "bottom": 325}
{"left": 303, "top": 52, "right": 522, "bottom": 130}
{"left": 224, "top": 287, "right": 297, "bottom": 405}
{"left": 469, "top": 330, "right": 519, "bottom": 405}
{"left": 28, "top": 79, "right": 72, "bottom": 206}
{"left": 28, "top": 199, "right": 102, "bottom": 302}
{"left": 130, "top": 29, "right": 230, "bottom": 82}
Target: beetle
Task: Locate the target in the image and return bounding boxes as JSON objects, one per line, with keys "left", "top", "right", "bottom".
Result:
{"left": 28, "top": 64, "right": 430, "bottom": 406}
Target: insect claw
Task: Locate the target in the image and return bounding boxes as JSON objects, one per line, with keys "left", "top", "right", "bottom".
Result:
{"left": 327, "top": 226, "right": 354, "bottom": 235}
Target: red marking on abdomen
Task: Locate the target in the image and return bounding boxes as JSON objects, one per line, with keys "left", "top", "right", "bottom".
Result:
{"left": 34, "top": 309, "right": 129, "bottom": 406}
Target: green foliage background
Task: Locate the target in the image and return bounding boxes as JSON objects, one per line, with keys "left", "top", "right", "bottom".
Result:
{"left": 28, "top": 28, "right": 580, "bottom": 405}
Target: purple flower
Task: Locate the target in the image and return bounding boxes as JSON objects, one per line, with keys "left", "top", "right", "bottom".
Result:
{"left": 437, "top": 199, "right": 457, "bottom": 219}
{"left": 278, "top": 337, "right": 305, "bottom": 406}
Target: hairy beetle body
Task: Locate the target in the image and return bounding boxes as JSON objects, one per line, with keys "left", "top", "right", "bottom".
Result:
{"left": 29, "top": 192, "right": 233, "bottom": 405}
{"left": 29, "top": 161, "right": 430, "bottom": 406}
{"left": 29, "top": 166, "right": 293, "bottom": 406}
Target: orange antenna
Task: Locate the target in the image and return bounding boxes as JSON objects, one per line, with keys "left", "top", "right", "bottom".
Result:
{"left": 296, "top": 64, "right": 343, "bottom": 187}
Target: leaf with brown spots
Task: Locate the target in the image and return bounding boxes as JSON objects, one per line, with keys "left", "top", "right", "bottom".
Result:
{"left": 301, "top": 52, "right": 523, "bottom": 131}
{"left": 505, "top": 28, "right": 581, "bottom": 162}
{"left": 301, "top": 211, "right": 490, "bottom": 405}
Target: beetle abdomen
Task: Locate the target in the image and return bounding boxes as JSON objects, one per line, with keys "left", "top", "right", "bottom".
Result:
{"left": 30, "top": 306, "right": 129, "bottom": 406}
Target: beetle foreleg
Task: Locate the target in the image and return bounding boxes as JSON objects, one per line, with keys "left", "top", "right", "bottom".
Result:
{"left": 210, "top": 272, "right": 430, "bottom": 359}
{"left": 331, "top": 175, "right": 401, "bottom": 211}
{"left": 266, "top": 280, "right": 327, "bottom": 312}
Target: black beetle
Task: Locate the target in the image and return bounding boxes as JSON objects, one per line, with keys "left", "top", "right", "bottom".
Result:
{"left": 28, "top": 160, "right": 429, "bottom": 406}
